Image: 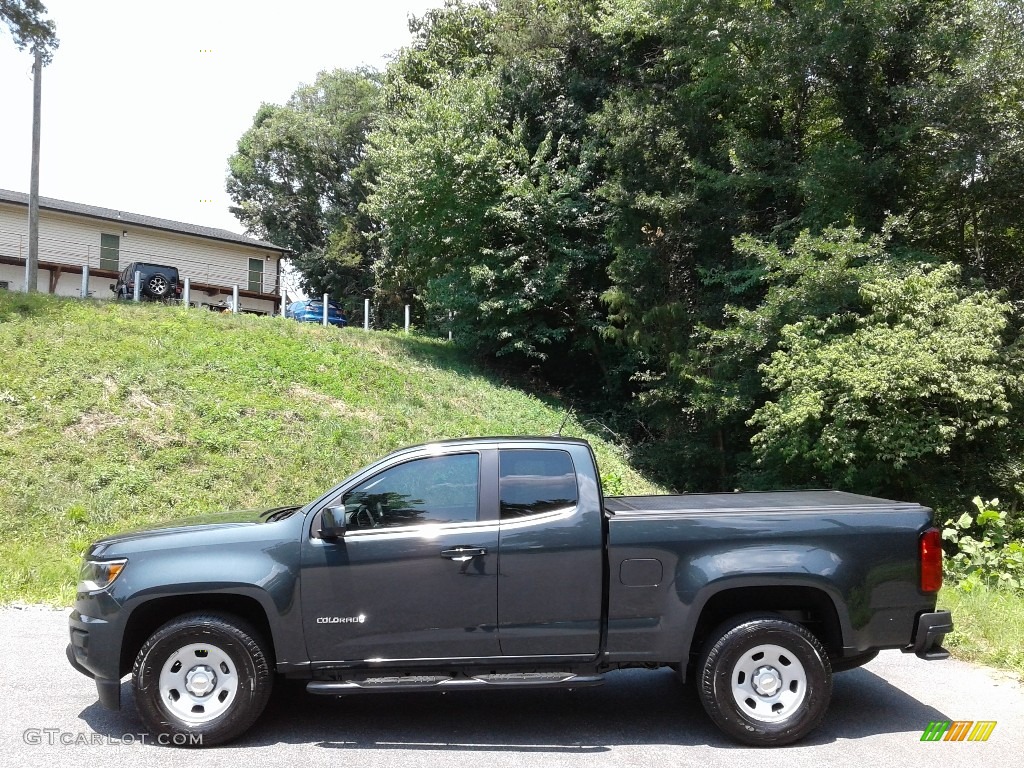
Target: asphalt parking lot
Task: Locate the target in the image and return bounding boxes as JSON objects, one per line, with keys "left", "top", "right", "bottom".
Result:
{"left": 1, "top": 605, "right": 1021, "bottom": 768}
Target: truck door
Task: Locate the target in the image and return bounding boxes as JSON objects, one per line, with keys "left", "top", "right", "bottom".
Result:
{"left": 301, "top": 450, "right": 502, "bottom": 662}
{"left": 497, "top": 447, "right": 604, "bottom": 657}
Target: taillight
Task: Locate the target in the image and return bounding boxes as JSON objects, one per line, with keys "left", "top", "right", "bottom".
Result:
{"left": 920, "top": 528, "right": 943, "bottom": 592}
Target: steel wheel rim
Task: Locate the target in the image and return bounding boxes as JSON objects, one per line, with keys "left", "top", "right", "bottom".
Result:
{"left": 729, "top": 643, "right": 808, "bottom": 722}
{"left": 158, "top": 642, "right": 239, "bottom": 724}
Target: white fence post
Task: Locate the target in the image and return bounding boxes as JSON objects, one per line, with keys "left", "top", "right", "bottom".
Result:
{"left": 323, "top": 293, "right": 329, "bottom": 326}
{"left": 232, "top": 284, "right": 239, "bottom": 313}
{"left": 19, "top": 234, "right": 27, "bottom": 292}
{"left": 448, "top": 310, "right": 453, "bottom": 341}
{"left": 22, "top": 234, "right": 31, "bottom": 293}
{"left": 133, "top": 270, "right": 141, "bottom": 302}
{"left": 80, "top": 265, "right": 89, "bottom": 298}
{"left": 364, "top": 298, "right": 370, "bottom": 331}
{"left": 404, "top": 304, "right": 410, "bottom": 333}
{"left": 183, "top": 277, "right": 190, "bottom": 308}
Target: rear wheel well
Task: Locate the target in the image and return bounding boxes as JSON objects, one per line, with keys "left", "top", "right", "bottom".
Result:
{"left": 119, "top": 594, "right": 275, "bottom": 677}
{"left": 686, "top": 586, "right": 843, "bottom": 676}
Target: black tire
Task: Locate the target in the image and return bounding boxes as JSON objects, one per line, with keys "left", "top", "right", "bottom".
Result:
{"left": 830, "top": 649, "right": 878, "bottom": 673}
{"left": 132, "top": 612, "right": 273, "bottom": 747}
{"left": 697, "top": 613, "right": 832, "bottom": 746}
{"left": 144, "top": 273, "right": 170, "bottom": 298}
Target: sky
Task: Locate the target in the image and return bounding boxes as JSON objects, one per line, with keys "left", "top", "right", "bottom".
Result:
{"left": 0, "top": 0, "right": 441, "bottom": 236}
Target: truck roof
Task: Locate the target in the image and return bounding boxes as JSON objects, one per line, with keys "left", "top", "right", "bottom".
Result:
{"left": 404, "top": 436, "right": 592, "bottom": 451}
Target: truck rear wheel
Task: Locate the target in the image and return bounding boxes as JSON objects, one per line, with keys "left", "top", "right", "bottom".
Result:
{"left": 697, "top": 613, "right": 832, "bottom": 746}
{"left": 132, "top": 612, "right": 273, "bottom": 747}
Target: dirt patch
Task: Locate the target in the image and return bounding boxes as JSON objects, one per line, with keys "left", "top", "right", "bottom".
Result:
{"left": 64, "top": 389, "right": 174, "bottom": 443}
{"left": 288, "top": 384, "right": 358, "bottom": 415}
{"left": 127, "top": 391, "right": 174, "bottom": 416}
{"left": 63, "top": 412, "right": 126, "bottom": 438}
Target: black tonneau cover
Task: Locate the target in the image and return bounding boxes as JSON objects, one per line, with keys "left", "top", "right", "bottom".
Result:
{"left": 605, "top": 490, "right": 922, "bottom": 515}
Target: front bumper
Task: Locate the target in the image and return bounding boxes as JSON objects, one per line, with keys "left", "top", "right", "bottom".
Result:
{"left": 903, "top": 609, "right": 953, "bottom": 660}
{"left": 65, "top": 642, "right": 93, "bottom": 678}
{"left": 68, "top": 605, "right": 124, "bottom": 710}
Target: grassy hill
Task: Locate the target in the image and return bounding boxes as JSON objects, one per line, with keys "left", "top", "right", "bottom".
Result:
{"left": 0, "top": 292, "right": 661, "bottom": 604}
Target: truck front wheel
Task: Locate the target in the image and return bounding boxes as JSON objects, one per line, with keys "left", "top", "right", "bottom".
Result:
{"left": 132, "top": 612, "right": 273, "bottom": 747}
{"left": 697, "top": 613, "right": 832, "bottom": 746}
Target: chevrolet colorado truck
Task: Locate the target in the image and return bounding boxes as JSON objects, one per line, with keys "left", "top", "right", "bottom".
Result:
{"left": 67, "top": 436, "right": 952, "bottom": 747}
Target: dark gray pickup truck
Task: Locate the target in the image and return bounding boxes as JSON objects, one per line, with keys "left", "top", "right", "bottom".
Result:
{"left": 67, "top": 436, "right": 951, "bottom": 747}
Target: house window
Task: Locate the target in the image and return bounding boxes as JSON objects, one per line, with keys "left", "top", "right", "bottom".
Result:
{"left": 99, "top": 234, "right": 120, "bottom": 271}
{"left": 0, "top": 281, "right": 9, "bottom": 291}
{"left": 248, "top": 258, "right": 264, "bottom": 293}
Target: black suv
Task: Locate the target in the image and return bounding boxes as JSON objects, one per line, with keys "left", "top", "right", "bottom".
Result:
{"left": 111, "top": 262, "right": 182, "bottom": 302}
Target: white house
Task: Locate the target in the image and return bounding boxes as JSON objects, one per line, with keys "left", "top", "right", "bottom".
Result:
{"left": 0, "top": 189, "right": 288, "bottom": 314}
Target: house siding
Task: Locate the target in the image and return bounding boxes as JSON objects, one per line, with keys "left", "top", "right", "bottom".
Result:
{"left": 0, "top": 201, "right": 284, "bottom": 313}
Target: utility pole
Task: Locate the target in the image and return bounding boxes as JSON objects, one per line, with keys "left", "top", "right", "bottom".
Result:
{"left": 25, "top": 47, "right": 42, "bottom": 293}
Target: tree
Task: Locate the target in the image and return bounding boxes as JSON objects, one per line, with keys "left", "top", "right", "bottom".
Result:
{"left": 0, "top": 0, "right": 58, "bottom": 62}
{"left": 226, "top": 68, "right": 380, "bottom": 302}
{"left": 743, "top": 228, "right": 1018, "bottom": 505}
{"left": 591, "top": 0, "right": 1018, "bottom": 490}
{"left": 366, "top": 0, "right": 617, "bottom": 384}
{"left": 906, "top": 0, "right": 1024, "bottom": 297}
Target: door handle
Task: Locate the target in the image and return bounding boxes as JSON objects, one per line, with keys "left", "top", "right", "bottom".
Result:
{"left": 440, "top": 546, "right": 487, "bottom": 562}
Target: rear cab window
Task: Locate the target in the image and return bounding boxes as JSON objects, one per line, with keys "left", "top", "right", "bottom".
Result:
{"left": 499, "top": 449, "right": 578, "bottom": 519}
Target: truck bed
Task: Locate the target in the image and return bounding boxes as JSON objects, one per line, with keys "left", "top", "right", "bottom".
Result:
{"left": 602, "top": 488, "right": 935, "bottom": 667}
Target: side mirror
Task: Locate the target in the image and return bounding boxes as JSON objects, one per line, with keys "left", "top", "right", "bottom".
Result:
{"left": 109, "top": 283, "right": 116, "bottom": 292}
{"left": 320, "top": 505, "right": 347, "bottom": 540}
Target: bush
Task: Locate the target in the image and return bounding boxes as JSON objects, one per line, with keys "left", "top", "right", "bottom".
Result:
{"left": 943, "top": 497, "right": 1024, "bottom": 592}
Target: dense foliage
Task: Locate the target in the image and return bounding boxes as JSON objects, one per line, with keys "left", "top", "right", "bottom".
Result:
{"left": 365, "top": 0, "right": 615, "bottom": 363}
{"left": 944, "top": 498, "right": 1024, "bottom": 593}
{"left": 227, "top": 0, "right": 1024, "bottom": 518}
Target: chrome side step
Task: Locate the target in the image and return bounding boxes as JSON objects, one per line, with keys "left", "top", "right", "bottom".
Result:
{"left": 307, "top": 671, "right": 604, "bottom": 695}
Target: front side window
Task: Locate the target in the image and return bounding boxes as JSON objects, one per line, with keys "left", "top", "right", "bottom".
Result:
{"left": 499, "top": 449, "right": 578, "bottom": 519}
{"left": 342, "top": 453, "right": 479, "bottom": 530}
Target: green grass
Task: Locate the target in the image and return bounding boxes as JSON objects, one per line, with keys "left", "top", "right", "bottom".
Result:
{"left": 939, "top": 585, "right": 1024, "bottom": 680}
{"left": 0, "top": 292, "right": 662, "bottom": 604}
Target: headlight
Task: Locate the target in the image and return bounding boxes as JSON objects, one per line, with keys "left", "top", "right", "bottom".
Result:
{"left": 79, "top": 558, "right": 128, "bottom": 591}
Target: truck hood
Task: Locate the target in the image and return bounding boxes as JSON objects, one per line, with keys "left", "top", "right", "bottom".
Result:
{"left": 89, "top": 506, "right": 303, "bottom": 551}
